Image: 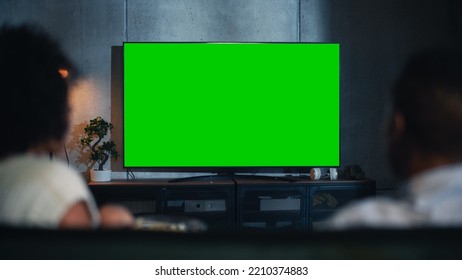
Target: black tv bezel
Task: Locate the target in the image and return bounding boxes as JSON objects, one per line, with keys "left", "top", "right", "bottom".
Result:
{"left": 121, "top": 41, "right": 341, "bottom": 175}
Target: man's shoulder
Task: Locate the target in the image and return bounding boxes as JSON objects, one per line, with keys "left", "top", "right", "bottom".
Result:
{"left": 325, "top": 197, "right": 423, "bottom": 230}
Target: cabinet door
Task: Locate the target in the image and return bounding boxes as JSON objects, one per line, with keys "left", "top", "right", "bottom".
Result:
{"left": 163, "top": 187, "right": 235, "bottom": 230}
{"left": 309, "top": 183, "right": 375, "bottom": 230}
{"left": 239, "top": 186, "right": 307, "bottom": 230}
{"left": 90, "top": 186, "right": 162, "bottom": 216}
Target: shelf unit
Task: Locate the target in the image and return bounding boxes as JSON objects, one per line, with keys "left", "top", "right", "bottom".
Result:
{"left": 89, "top": 178, "right": 375, "bottom": 231}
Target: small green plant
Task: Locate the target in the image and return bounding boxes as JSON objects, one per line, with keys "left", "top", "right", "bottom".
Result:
{"left": 80, "top": 116, "right": 119, "bottom": 171}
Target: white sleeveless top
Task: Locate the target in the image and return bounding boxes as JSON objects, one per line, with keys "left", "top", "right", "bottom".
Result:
{"left": 0, "top": 154, "right": 100, "bottom": 228}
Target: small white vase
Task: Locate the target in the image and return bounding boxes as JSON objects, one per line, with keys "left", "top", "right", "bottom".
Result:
{"left": 90, "top": 169, "right": 112, "bottom": 182}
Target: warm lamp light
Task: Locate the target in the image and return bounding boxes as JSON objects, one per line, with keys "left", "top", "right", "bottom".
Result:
{"left": 58, "top": 68, "right": 69, "bottom": 78}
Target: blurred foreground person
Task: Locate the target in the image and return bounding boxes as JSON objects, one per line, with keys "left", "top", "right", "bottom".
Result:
{"left": 0, "top": 24, "right": 133, "bottom": 229}
{"left": 328, "top": 49, "right": 462, "bottom": 229}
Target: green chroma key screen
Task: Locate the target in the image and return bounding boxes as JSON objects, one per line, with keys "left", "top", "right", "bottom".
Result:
{"left": 124, "top": 43, "right": 339, "bottom": 167}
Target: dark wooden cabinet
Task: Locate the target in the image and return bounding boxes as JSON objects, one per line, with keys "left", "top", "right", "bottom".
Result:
{"left": 89, "top": 178, "right": 375, "bottom": 231}
{"left": 236, "top": 179, "right": 375, "bottom": 230}
{"left": 90, "top": 179, "right": 235, "bottom": 230}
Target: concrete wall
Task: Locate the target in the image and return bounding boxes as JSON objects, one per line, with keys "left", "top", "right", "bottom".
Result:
{"left": 0, "top": 0, "right": 125, "bottom": 172}
{"left": 127, "top": 0, "right": 298, "bottom": 42}
{"left": 1, "top": 0, "right": 460, "bottom": 189}
{"left": 301, "top": 0, "right": 462, "bottom": 190}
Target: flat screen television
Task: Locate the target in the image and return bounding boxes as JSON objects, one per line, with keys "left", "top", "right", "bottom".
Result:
{"left": 123, "top": 42, "right": 339, "bottom": 173}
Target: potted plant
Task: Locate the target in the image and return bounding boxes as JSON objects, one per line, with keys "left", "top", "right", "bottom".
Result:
{"left": 80, "top": 116, "right": 119, "bottom": 182}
